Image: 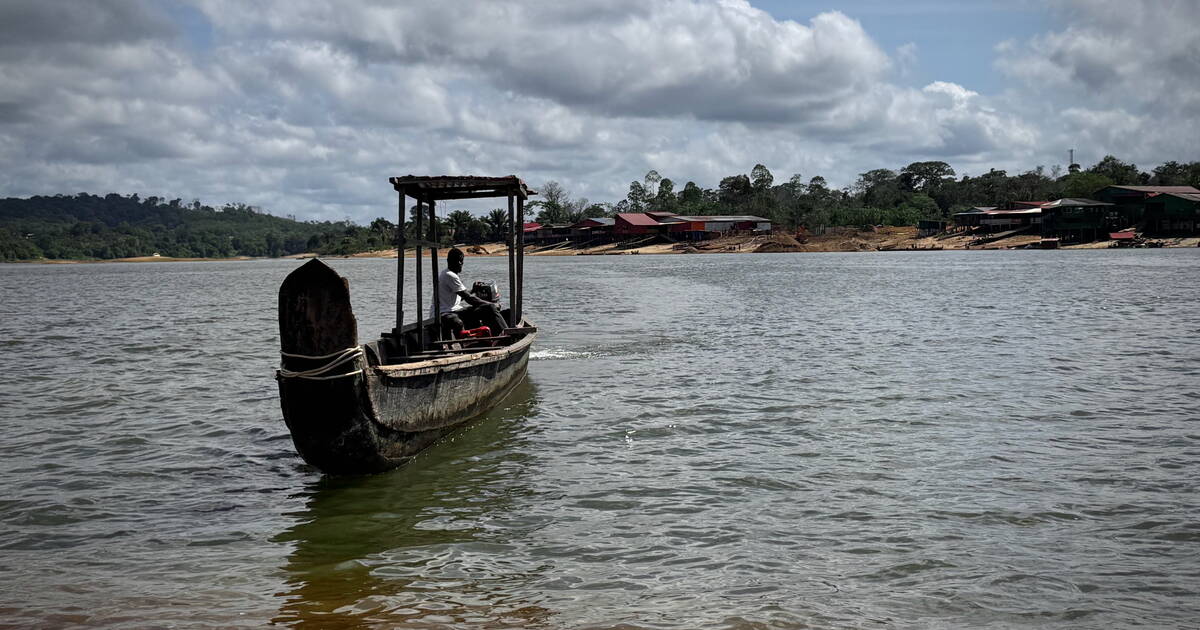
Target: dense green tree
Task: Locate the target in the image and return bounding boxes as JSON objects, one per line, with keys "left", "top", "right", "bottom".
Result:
{"left": 750, "top": 164, "right": 774, "bottom": 191}
{"left": 1061, "top": 171, "right": 1114, "bottom": 198}
{"left": 1151, "top": 161, "right": 1189, "bottom": 185}
{"left": 580, "top": 203, "right": 612, "bottom": 219}
{"left": 0, "top": 227, "right": 43, "bottom": 260}
{"left": 1150, "top": 161, "right": 1200, "bottom": 187}
{"left": 625, "top": 181, "right": 649, "bottom": 213}
{"left": 1008, "top": 167, "right": 1059, "bottom": 202}
{"left": 898, "top": 193, "right": 939, "bottom": 220}
{"left": 1088, "top": 155, "right": 1144, "bottom": 185}
{"left": 653, "top": 178, "right": 678, "bottom": 212}
{"left": 369, "top": 217, "right": 396, "bottom": 249}
{"left": 855, "top": 169, "right": 905, "bottom": 209}
{"left": 746, "top": 164, "right": 781, "bottom": 222}
{"left": 643, "top": 170, "right": 662, "bottom": 199}
{"left": 0, "top": 193, "right": 366, "bottom": 259}
{"left": 899, "top": 161, "right": 955, "bottom": 194}
{"left": 405, "top": 204, "right": 445, "bottom": 241}
{"left": 455, "top": 217, "right": 488, "bottom": 244}
{"left": 530, "top": 181, "right": 575, "bottom": 224}
{"left": 445, "top": 210, "right": 475, "bottom": 242}
{"left": 485, "top": 208, "right": 509, "bottom": 241}
{"left": 678, "top": 181, "right": 703, "bottom": 207}
{"left": 717, "top": 174, "right": 751, "bottom": 209}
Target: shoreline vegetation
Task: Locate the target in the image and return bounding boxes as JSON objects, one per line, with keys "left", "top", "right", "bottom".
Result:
{"left": 4, "top": 155, "right": 1199, "bottom": 263}
{"left": 12, "top": 228, "right": 1197, "bottom": 264}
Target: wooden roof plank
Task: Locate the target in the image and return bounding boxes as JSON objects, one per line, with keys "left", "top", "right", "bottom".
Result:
{"left": 389, "top": 175, "right": 536, "bottom": 200}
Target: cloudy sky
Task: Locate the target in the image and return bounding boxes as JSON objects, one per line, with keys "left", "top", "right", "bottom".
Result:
{"left": 1, "top": 0, "right": 1197, "bottom": 222}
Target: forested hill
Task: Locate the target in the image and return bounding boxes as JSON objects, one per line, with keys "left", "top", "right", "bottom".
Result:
{"left": 0, "top": 193, "right": 394, "bottom": 261}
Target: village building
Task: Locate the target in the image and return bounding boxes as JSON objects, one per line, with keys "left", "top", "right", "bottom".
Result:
{"left": 1087, "top": 185, "right": 1200, "bottom": 237}
{"left": 1037, "top": 198, "right": 1117, "bottom": 243}
{"left": 917, "top": 220, "right": 948, "bottom": 237}
{"left": 569, "top": 212, "right": 774, "bottom": 242}
{"left": 696, "top": 215, "right": 773, "bottom": 233}
{"left": 952, "top": 202, "right": 1045, "bottom": 232}
{"left": 613, "top": 212, "right": 662, "bottom": 236}
{"left": 952, "top": 185, "right": 1200, "bottom": 243}
{"left": 569, "top": 217, "right": 615, "bottom": 242}
{"left": 950, "top": 207, "right": 995, "bottom": 230}
{"left": 1142, "top": 192, "right": 1200, "bottom": 235}
{"left": 527, "top": 223, "right": 572, "bottom": 244}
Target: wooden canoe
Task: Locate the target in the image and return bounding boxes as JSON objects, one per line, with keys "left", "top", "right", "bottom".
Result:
{"left": 277, "top": 259, "right": 536, "bottom": 475}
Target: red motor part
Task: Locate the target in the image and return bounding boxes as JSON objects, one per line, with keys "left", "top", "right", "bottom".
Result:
{"left": 457, "top": 326, "right": 491, "bottom": 339}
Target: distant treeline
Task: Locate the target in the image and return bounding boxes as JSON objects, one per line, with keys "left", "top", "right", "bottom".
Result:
{"left": 527, "top": 156, "right": 1200, "bottom": 230}
{"left": 3, "top": 156, "right": 1198, "bottom": 260}
{"left": 0, "top": 193, "right": 400, "bottom": 261}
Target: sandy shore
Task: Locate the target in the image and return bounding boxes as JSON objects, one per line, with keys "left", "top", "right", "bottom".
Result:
{"left": 8, "top": 255, "right": 259, "bottom": 264}
{"left": 10, "top": 231, "right": 1198, "bottom": 264}
{"left": 449, "top": 228, "right": 1200, "bottom": 256}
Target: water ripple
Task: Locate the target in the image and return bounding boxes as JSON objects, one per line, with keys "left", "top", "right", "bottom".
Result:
{"left": 1, "top": 251, "right": 1198, "bottom": 628}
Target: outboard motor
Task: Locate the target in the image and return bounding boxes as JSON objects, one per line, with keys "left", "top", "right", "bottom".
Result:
{"left": 471, "top": 280, "right": 500, "bottom": 304}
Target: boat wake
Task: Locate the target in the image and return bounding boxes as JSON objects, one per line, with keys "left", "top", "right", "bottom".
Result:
{"left": 529, "top": 348, "right": 596, "bottom": 360}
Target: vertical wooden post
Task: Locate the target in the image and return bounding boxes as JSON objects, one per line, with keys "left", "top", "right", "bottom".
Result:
{"left": 516, "top": 195, "right": 525, "bottom": 325}
{"left": 429, "top": 199, "right": 441, "bottom": 343}
{"left": 507, "top": 194, "right": 515, "bottom": 318}
{"left": 395, "top": 188, "right": 405, "bottom": 335}
{"left": 415, "top": 199, "right": 424, "bottom": 352}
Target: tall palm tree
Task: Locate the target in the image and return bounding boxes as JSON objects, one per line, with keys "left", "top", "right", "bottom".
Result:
{"left": 486, "top": 208, "right": 509, "bottom": 242}
{"left": 446, "top": 210, "right": 475, "bottom": 242}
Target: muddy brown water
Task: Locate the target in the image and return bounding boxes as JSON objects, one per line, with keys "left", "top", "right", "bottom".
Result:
{"left": 1, "top": 249, "right": 1198, "bottom": 628}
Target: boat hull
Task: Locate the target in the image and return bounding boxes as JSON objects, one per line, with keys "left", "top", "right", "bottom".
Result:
{"left": 276, "top": 257, "right": 536, "bottom": 475}
{"left": 279, "top": 335, "right": 532, "bottom": 475}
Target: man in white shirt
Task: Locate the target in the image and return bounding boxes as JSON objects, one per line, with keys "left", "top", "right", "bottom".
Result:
{"left": 435, "top": 247, "right": 508, "bottom": 337}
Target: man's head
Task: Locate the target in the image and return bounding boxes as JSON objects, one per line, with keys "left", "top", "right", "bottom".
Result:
{"left": 448, "top": 247, "right": 465, "bottom": 272}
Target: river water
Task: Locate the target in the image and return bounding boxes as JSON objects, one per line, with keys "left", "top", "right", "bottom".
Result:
{"left": 1, "top": 250, "right": 1198, "bottom": 629}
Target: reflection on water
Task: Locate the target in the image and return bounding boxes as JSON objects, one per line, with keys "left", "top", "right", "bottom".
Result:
{"left": 272, "top": 381, "right": 553, "bottom": 628}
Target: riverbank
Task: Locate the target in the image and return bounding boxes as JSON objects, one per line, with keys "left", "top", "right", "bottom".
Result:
{"left": 8, "top": 230, "right": 1198, "bottom": 264}
{"left": 338, "top": 227, "right": 1200, "bottom": 258}
{"left": 5, "top": 255, "right": 259, "bottom": 264}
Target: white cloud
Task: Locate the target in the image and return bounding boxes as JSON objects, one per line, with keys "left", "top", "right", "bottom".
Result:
{"left": 994, "top": 0, "right": 1200, "bottom": 169}
{"left": 195, "top": 1, "right": 894, "bottom": 125}
{"left": 0, "top": 0, "right": 1196, "bottom": 222}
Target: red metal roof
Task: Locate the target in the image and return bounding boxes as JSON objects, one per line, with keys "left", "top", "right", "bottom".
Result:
{"left": 1110, "top": 231, "right": 1136, "bottom": 239}
{"left": 523, "top": 222, "right": 541, "bottom": 232}
{"left": 616, "top": 213, "right": 660, "bottom": 226}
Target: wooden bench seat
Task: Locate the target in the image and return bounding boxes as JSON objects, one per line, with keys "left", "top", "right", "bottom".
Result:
{"left": 430, "top": 336, "right": 509, "bottom": 345}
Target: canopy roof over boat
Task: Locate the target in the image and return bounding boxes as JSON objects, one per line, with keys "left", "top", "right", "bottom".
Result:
{"left": 388, "top": 174, "right": 532, "bottom": 351}
{"left": 389, "top": 175, "right": 536, "bottom": 202}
